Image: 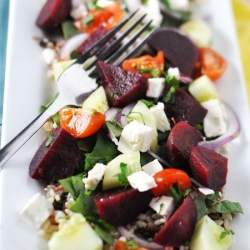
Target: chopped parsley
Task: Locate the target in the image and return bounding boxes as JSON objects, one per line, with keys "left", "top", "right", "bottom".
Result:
{"left": 82, "top": 14, "right": 94, "bottom": 28}
{"left": 114, "top": 162, "right": 130, "bottom": 187}
{"left": 220, "top": 230, "right": 235, "bottom": 240}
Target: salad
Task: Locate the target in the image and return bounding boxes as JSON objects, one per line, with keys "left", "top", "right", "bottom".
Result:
{"left": 9, "top": 0, "right": 245, "bottom": 250}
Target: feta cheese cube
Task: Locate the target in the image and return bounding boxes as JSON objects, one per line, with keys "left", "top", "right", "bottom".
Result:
{"left": 146, "top": 78, "right": 165, "bottom": 98}
{"left": 142, "top": 159, "right": 163, "bottom": 176}
{"left": 83, "top": 163, "right": 107, "bottom": 190}
{"left": 127, "top": 171, "right": 157, "bottom": 192}
{"left": 150, "top": 102, "right": 171, "bottom": 132}
{"left": 201, "top": 99, "right": 227, "bottom": 138}
{"left": 167, "top": 67, "right": 180, "bottom": 79}
{"left": 168, "top": 0, "right": 190, "bottom": 12}
{"left": 149, "top": 196, "right": 175, "bottom": 219}
{"left": 20, "top": 193, "right": 54, "bottom": 229}
{"left": 118, "top": 120, "right": 153, "bottom": 154}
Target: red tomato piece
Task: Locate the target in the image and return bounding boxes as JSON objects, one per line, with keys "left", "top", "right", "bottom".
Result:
{"left": 74, "top": 3, "right": 123, "bottom": 34}
{"left": 199, "top": 47, "right": 227, "bottom": 80}
{"left": 152, "top": 168, "right": 191, "bottom": 196}
{"left": 122, "top": 51, "right": 165, "bottom": 78}
{"left": 114, "top": 240, "right": 149, "bottom": 250}
{"left": 59, "top": 107, "right": 105, "bottom": 138}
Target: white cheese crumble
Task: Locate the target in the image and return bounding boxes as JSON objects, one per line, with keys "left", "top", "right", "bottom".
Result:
{"left": 167, "top": 67, "right": 180, "bottom": 79}
{"left": 70, "top": 0, "right": 87, "bottom": 19}
{"left": 201, "top": 99, "right": 227, "bottom": 138}
{"left": 20, "top": 193, "right": 54, "bottom": 229}
{"left": 118, "top": 120, "right": 153, "bottom": 154}
{"left": 127, "top": 171, "right": 157, "bottom": 192}
{"left": 198, "top": 187, "right": 215, "bottom": 195}
{"left": 146, "top": 78, "right": 165, "bottom": 98}
{"left": 168, "top": 0, "right": 190, "bottom": 12}
{"left": 150, "top": 102, "right": 171, "bottom": 132}
{"left": 142, "top": 159, "right": 163, "bottom": 176}
{"left": 149, "top": 196, "right": 175, "bottom": 219}
{"left": 42, "top": 48, "right": 57, "bottom": 65}
{"left": 83, "top": 163, "right": 107, "bottom": 190}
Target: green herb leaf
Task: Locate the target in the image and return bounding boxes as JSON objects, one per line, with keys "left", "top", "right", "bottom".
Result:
{"left": 139, "top": 67, "right": 160, "bottom": 78}
{"left": 194, "top": 196, "right": 207, "bottom": 222}
{"left": 45, "top": 133, "right": 53, "bottom": 147}
{"left": 106, "top": 121, "right": 123, "bottom": 137}
{"left": 170, "top": 182, "right": 188, "bottom": 205}
{"left": 82, "top": 14, "right": 94, "bottom": 28}
{"left": 140, "top": 99, "right": 154, "bottom": 108}
{"left": 220, "top": 230, "right": 235, "bottom": 240}
{"left": 141, "top": 0, "right": 149, "bottom": 4}
{"left": 114, "top": 162, "right": 130, "bottom": 186}
{"left": 94, "top": 225, "right": 114, "bottom": 245}
{"left": 211, "top": 200, "right": 243, "bottom": 214}
{"left": 62, "top": 20, "right": 80, "bottom": 39}
{"left": 162, "top": 85, "right": 178, "bottom": 103}
{"left": 70, "top": 191, "right": 97, "bottom": 217}
{"left": 159, "top": 0, "right": 170, "bottom": 9}
{"left": 85, "top": 131, "right": 119, "bottom": 171}
{"left": 206, "top": 191, "right": 222, "bottom": 207}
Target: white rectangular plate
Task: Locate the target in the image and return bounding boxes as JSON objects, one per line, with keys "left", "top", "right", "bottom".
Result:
{"left": 1, "top": 0, "right": 250, "bottom": 249}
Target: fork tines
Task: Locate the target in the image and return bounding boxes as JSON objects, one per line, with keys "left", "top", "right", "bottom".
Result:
{"left": 76, "top": 10, "right": 156, "bottom": 75}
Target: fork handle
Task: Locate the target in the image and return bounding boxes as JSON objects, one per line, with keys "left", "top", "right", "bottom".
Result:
{"left": 0, "top": 94, "right": 67, "bottom": 169}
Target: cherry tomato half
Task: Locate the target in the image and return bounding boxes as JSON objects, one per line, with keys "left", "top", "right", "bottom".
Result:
{"left": 198, "top": 47, "right": 227, "bottom": 80}
{"left": 151, "top": 168, "right": 191, "bottom": 196}
{"left": 122, "top": 51, "right": 165, "bottom": 78}
{"left": 74, "top": 3, "right": 123, "bottom": 34}
{"left": 114, "top": 240, "right": 149, "bottom": 250}
{"left": 59, "top": 107, "right": 105, "bottom": 138}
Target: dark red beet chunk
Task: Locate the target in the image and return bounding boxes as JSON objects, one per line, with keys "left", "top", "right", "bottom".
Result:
{"left": 148, "top": 27, "right": 199, "bottom": 77}
{"left": 154, "top": 196, "right": 197, "bottom": 247}
{"left": 164, "top": 88, "right": 207, "bottom": 126}
{"left": 189, "top": 145, "right": 228, "bottom": 190}
{"left": 166, "top": 121, "right": 203, "bottom": 173}
{"left": 36, "top": 0, "right": 72, "bottom": 32}
{"left": 29, "top": 127, "right": 80, "bottom": 183}
{"left": 94, "top": 188, "right": 153, "bottom": 226}
{"left": 97, "top": 61, "right": 148, "bottom": 107}
{"left": 76, "top": 25, "right": 114, "bottom": 55}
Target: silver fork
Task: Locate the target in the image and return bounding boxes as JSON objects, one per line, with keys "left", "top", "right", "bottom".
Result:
{"left": 0, "top": 11, "right": 156, "bottom": 168}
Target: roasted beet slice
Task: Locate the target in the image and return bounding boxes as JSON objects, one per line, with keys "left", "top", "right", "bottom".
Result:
{"left": 29, "top": 127, "right": 80, "bottom": 183}
{"left": 153, "top": 196, "right": 197, "bottom": 247}
{"left": 164, "top": 88, "right": 207, "bottom": 126}
{"left": 36, "top": 0, "right": 72, "bottom": 32}
{"left": 166, "top": 121, "right": 203, "bottom": 173}
{"left": 148, "top": 27, "right": 199, "bottom": 77}
{"left": 76, "top": 25, "right": 114, "bottom": 55}
{"left": 189, "top": 145, "right": 228, "bottom": 190}
{"left": 94, "top": 188, "right": 153, "bottom": 226}
{"left": 97, "top": 61, "right": 148, "bottom": 107}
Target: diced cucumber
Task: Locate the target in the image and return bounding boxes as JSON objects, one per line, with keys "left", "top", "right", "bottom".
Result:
{"left": 102, "top": 151, "right": 141, "bottom": 190}
{"left": 127, "top": 100, "right": 158, "bottom": 152}
{"left": 48, "top": 213, "right": 103, "bottom": 250}
{"left": 189, "top": 215, "right": 233, "bottom": 250}
{"left": 180, "top": 19, "right": 212, "bottom": 47}
{"left": 52, "top": 59, "right": 76, "bottom": 82}
{"left": 188, "top": 75, "right": 220, "bottom": 103}
{"left": 82, "top": 86, "right": 109, "bottom": 114}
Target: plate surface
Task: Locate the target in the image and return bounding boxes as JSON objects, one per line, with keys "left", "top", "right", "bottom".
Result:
{"left": 1, "top": 0, "right": 250, "bottom": 249}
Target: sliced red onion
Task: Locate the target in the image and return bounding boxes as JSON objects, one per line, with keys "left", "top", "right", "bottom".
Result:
{"left": 117, "top": 226, "right": 164, "bottom": 250}
{"left": 60, "top": 33, "right": 89, "bottom": 59}
{"left": 179, "top": 75, "right": 193, "bottom": 83}
{"left": 198, "top": 102, "right": 241, "bottom": 150}
{"left": 120, "top": 102, "right": 136, "bottom": 127}
{"left": 105, "top": 107, "right": 120, "bottom": 121}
